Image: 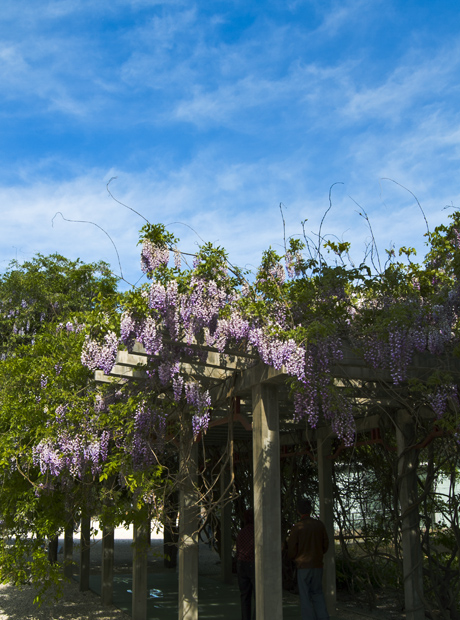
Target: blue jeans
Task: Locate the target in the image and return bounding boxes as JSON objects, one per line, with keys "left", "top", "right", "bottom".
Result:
{"left": 237, "top": 561, "right": 255, "bottom": 620}
{"left": 297, "top": 568, "right": 329, "bottom": 620}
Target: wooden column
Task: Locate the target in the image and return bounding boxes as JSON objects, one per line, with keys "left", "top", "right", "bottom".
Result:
{"left": 101, "top": 527, "right": 114, "bottom": 606}
{"left": 220, "top": 459, "right": 233, "bottom": 583}
{"left": 163, "top": 495, "right": 179, "bottom": 569}
{"left": 252, "top": 382, "right": 283, "bottom": 620}
{"left": 64, "top": 524, "right": 73, "bottom": 580}
{"left": 132, "top": 518, "right": 149, "bottom": 620}
{"left": 178, "top": 428, "right": 199, "bottom": 620}
{"left": 396, "top": 410, "right": 425, "bottom": 620}
{"left": 317, "top": 427, "right": 336, "bottom": 614}
{"left": 79, "top": 514, "right": 91, "bottom": 592}
{"left": 48, "top": 535, "right": 58, "bottom": 564}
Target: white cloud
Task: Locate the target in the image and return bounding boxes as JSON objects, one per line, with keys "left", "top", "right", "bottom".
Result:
{"left": 0, "top": 154, "right": 331, "bottom": 284}
{"left": 312, "top": 0, "right": 384, "bottom": 38}
{"left": 1, "top": 0, "right": 460, "bottom": 283}
{"left": 0, "top": 36, "right": 101, "bottom": 117}
{"left": 3, "top": 132, "right": 458, "bottom": 295}
{"left": 342, "top": 43, "right": 460, "bottom": 123}
{"left": 173, "top": 77, "right": 278, "bottom": 126}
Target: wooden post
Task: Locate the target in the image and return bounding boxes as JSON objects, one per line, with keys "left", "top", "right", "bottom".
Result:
{"left": 79, "top": 514, "right": 91, "bottom": 592}
{"left": 48, "top": 535, "right": 58, "bottom": 564}
{"left": 220, "top": 458, "right": 233, "bottom": 583}
{"left": 163, "top": 503, "right": 179, "bottom": 569}
{"left": 64, "top": 524, "right": 73, "bottom": 580}
{"left": 132, "top": 517, "right": 149, "bottom": 620}
{"left": 252, "top": 382, "right": 283, "bottom": 620}
{"left": 396, "top": 410, "right": 425, "bottom": 620}
{"left": 317, "top": 427, "right": 336, "bottom": 614}
{"left": 178, "top": 426, "right": 199, "bottom": 620}
{"left": 101, "top": 527, "right": 114, "bottom": 605}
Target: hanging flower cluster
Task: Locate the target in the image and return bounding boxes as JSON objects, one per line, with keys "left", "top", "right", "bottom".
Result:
{"left": 129, "top": 402, "right": 166, "bottom": 470}
{"left": 32, "top": 402, "right": 110, "bottom": 481}
{"left": 81, "top": 331, "right": 118, "bottom": 374}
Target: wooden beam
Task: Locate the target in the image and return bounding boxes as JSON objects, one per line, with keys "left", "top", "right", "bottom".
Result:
{"left": 63, "top": 524, "right": 73, "bottom": 580}
{"left": 132, "top": 518, "right": 149, "bottom": 620}
{"left": 396, "top": 410, "right": 425, "bottom": 620}
{"left": 79, "top": 514, "right": 90, "bottom": 592}
{"left": 210, "top": 363, "right": 287, "bottom": 406}
{"left": 252, "top": 383, "right": 283, "bottom": 620}
{"left": 317, "top": 427, "right": 336, "bottom": 614}
{"left": 101, "top": 527, "right": 114, "bottom": 606}
{"left": 220, "top": 459, "right": 233, "bottom": 584}
{"left": 178, "top": 427, "right": 199, "bottom": 620}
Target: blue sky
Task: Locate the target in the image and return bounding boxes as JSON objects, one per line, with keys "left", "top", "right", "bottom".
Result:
{"left": 2, "top": 0, "right": 460, "bottom": 286}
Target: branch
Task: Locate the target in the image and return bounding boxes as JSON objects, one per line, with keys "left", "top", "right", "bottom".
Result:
{"left": 380, "top": 178, "right": 430, "bottom": 236}
{"left": 51, "top": 212, "right": 128, "bottom": 283}
{"left": 349, "top": 196, "right": 382, "bottom": 274}
{"left": 279, "top": 203, "right": 287, "bottom": 255}
{"left": 106, "top": 177, "right": 149, "bottom": 224}
{"left": 317, "top": 182, "right": 344, "bottom": 264}
{"left": 165, "top": 220, "right": 206, "bottom": 245}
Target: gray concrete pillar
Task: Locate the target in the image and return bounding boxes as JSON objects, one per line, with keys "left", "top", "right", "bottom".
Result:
{"left": 396, "top": 410, "right": 425, "bottom": 620}
{"left": 252, "top": 382, "right": 283, "bottom": 620}
{"left": 132, "top": 517, "right": 149, "bottom": 620}
{"left": 79, "top": 514, "right": 91, "bottom": 592}
{"left": 220, "top": 459, "right": 233, "bottom": 583}
{"left": 101, "top": 527, "right": 114, "bottom": 605}
{"left": 317, "top": 427, "right": 336, "bottom": 614}
{"left": 64, "top": 524, "right": 73, "bottom": 580}
{"left": 178, "top": 427, "right": 199, "bottom": 620}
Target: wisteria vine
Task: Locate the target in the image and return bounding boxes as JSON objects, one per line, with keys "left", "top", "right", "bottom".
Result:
{"left": 52, "top": 213, "right": 460, "bottom": 483}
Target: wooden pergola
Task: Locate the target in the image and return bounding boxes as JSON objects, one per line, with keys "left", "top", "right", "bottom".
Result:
{"left": 67, "top": 341, "right": 460, "bottom": 620}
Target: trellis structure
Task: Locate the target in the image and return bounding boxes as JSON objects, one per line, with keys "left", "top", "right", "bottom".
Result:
{"left": 72, "top": 341, "right": 460, "bottom": 620}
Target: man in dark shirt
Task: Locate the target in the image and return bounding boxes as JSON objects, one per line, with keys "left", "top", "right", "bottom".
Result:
{"left": 236, "top": 509, "right": 255, "bottom": 620}
{"left": 287, "top": 498, "right": 330, "bottom": 620}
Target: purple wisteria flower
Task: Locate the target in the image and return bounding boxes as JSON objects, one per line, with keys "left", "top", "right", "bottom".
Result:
{"left": 185, "top": 382, "right": 211, "bottom": 436}
{"left": 81, "top": 331, "right": 118, "bottom": 374}
{"left": 172, "top": 376, "right": 184, "bottom": 401}
{"left": 285, "top": 251, "right": 303, "bottom": 278}
{"left": 130, "top": 403, "right": 166, "bottom": 469}
{"left": 94, "top": 395, "right": 106, "bottom": 413}
{"left": 33, "top": 425, "right": 110, "bottom": 479}
{"left": 55, "top": 404, "right": 68, "bottom": 422}
{"left": 428, "top": 385, "right": 458, "bottom": 419}
{"left": 138, "top": 316, "right": 163, "bottom": 356}
{"left": 173, "top": 248, "right": 182, "bottom": 270}
{"left": 140, "top": 240, "right": 169, "bottom": 274}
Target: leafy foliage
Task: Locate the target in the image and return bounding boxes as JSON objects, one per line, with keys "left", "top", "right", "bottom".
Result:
{"left": 0, "top": 255, "right": 119, "bottom": 596}
{"left": 4, "top": 207, "right": 460, "bottom": 613}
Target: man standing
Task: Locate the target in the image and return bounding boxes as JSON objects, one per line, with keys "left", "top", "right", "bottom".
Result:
{"left": 236, "top": 509, "right": 255, "bottom": 620}
{"left": 287, "top": 498, "right": 330, "bottom": 620}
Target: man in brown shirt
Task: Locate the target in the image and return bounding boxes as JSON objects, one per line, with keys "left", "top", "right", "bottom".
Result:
{"left": 287, "top": 498, "right": 330, "bottom": 620}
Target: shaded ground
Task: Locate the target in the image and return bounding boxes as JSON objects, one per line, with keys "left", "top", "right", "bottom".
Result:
{"left": 0, "top": 530, "right": 406, "bottom": 619}
{"left": 0, "top": 580, "right": 406, "bottom": 620}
